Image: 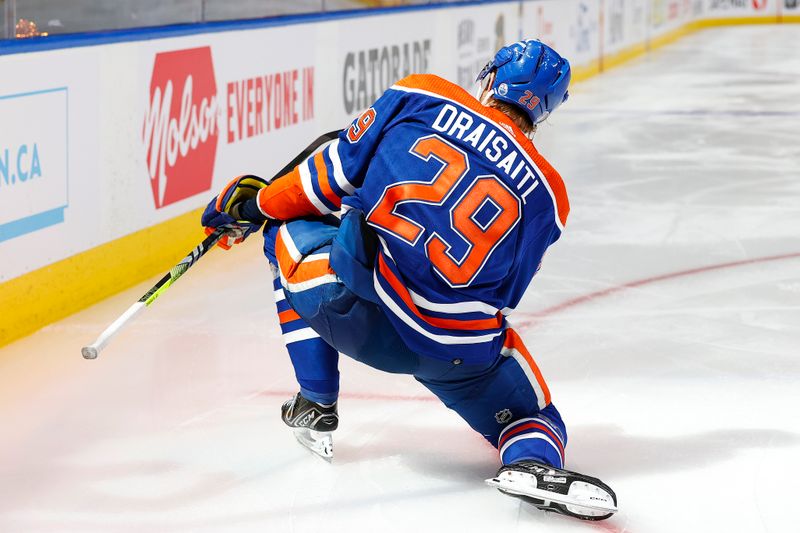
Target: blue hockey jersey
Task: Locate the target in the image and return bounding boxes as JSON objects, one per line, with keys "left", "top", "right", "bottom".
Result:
{"left": 258, "top": 74, "right": 570, "bottom": 363}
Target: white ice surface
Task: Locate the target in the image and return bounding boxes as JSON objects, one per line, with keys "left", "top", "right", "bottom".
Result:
{"left": 2, "top": 26, "right": 799, "bottom": 533}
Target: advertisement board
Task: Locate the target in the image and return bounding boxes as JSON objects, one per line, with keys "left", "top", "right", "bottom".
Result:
{"left": 449, "top": 4, "right": 520, "bottom": 90}
{"left": 647, "top": 0, "right": 696, "bottom": 39}
{"left": 521, "top": 0, "right": 602, "bottom": 76}
{"left": 0, "top": 25, "right": 326, "bottom": 282}
{"left": 784, "top": 0, "right": 800, "bottom": 15}
{"left": 0, "top": 88, "right": 68, "bottom": 244}
{"left": 0, "top": 0, "right": 795, "bottom": 344}
{"left": 702, "top": 0, "right": 777, "bottom": 18}
{"left": 602, "top": 0, "right": 648, "bottom": 57}
{"left": 327, "top": 11, "right": 438, "bottom": 123}
{"left": 0, "top": 2, "right": 524, "bottom": 283}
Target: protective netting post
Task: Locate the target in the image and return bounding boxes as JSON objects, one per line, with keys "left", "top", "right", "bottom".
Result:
{"left": 3, "top": 0, "right": 16, "bottom": 39}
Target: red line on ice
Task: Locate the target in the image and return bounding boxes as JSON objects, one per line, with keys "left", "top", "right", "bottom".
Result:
{"left": 261, "top": 251, "right": 800, "bottom": 403}
{"left": 516, "top": 251, "right": 800, "bottom": 323}
{"left": 259, "top": 390, "right": 438, "bottom": 402}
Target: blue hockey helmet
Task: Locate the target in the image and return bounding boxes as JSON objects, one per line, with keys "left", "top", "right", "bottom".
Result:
{"left": 476, "top": 40, "right": 571, "bottom": 125}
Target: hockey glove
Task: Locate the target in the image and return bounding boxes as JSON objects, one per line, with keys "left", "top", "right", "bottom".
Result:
{"left": 202, "top": 175, "right": 270, "bottom": 249}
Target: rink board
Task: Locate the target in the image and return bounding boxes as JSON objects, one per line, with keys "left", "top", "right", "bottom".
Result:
{"left": 0, "top": 0, "right": 796, "bottom": 346}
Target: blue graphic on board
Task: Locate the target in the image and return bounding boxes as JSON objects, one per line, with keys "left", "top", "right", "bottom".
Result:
{"left": 0, "top": 87, "right": 69, "bottom": 243}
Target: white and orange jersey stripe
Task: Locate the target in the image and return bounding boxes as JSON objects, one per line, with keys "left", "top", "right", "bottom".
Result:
{"left": 258, "top": 140, "right": 358, "bottom": 219}
{"left": 372, "top": 248, "right": 508, "bottom": 350}
{"left": 274, "top": 224, "right": 339, "bottom": 293}
{"left": 500, "top": 328, "right": 552, "bottom": 410}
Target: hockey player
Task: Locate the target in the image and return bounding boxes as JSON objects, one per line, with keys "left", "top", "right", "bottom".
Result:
{"left": 201, "top": 40, "right": 617, "bottom": 520}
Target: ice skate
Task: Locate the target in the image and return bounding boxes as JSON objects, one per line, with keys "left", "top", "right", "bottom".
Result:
{"left": 281, "top": 393, "right": 338, "bottom": 461}
{"left": 486, "top": 460, "right": 617, "bottom": 521}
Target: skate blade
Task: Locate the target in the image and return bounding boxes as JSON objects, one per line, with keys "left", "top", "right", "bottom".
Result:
{"left": 486, "top": 472, "right": 618, "bottom": 516}
{"left": 293, "top": 428, "right": 333, "bottom": 462}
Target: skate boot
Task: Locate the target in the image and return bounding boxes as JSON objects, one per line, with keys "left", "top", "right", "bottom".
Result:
{"left": 281, "top": 392, "right": 338, "bottom": 461}
{"left": 486, "top": 460, "right": 617, "bottom": 521}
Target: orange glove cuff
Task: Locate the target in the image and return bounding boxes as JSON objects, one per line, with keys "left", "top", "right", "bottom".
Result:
{"left": 257, "top": 169, "right": 323, "bottom": 220}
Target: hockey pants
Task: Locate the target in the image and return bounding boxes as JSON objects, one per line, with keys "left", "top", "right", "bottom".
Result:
{"left": 262, "top": 213, "right": 567, "bottom": 468}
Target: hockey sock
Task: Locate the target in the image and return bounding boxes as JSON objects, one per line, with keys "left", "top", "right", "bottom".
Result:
{"left": 272, "top": 273, "right": 340, "bottom": 404}
{"left": 498, "top": 411, "right": 567, "bottom": 468}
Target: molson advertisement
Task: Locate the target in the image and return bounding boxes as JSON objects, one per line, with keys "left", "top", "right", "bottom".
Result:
{"left": 143, "top": 47, "right": 220, "bottom": 209}
{"left": 142, "top": 43, "right": 317, "bottom": 212}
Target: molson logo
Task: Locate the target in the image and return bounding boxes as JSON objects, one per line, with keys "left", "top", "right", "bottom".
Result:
{"left": 143, "top": 46, "right": 219, "bottom": 209}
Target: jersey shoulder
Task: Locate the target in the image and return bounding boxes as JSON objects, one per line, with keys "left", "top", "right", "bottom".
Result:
{"left": 527, "top": 143, "right": 569, "bottom": 228}
{"left": 393, "top": 74, "right": 472, "bottom": 103}
{"left": 393, "top": 74, "right": 513, "bottom": 129}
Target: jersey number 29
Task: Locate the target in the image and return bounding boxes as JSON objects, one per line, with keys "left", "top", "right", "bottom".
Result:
{"left": 368, "top": 135, "right": 521, "bottom": 288}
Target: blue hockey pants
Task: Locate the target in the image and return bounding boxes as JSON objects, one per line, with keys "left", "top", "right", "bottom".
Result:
{"left": 262, "top": 213, "right": 567, "bottom": 468}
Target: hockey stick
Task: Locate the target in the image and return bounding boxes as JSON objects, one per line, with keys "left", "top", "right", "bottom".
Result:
{"left": 81, "top": 129, "right": 343, "bottom": 360}
{"left": 81, "top": 228, "right": 225, "bottom": 359}
{"left": 272, "top": 130, "right": 342, "bottom": 180}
